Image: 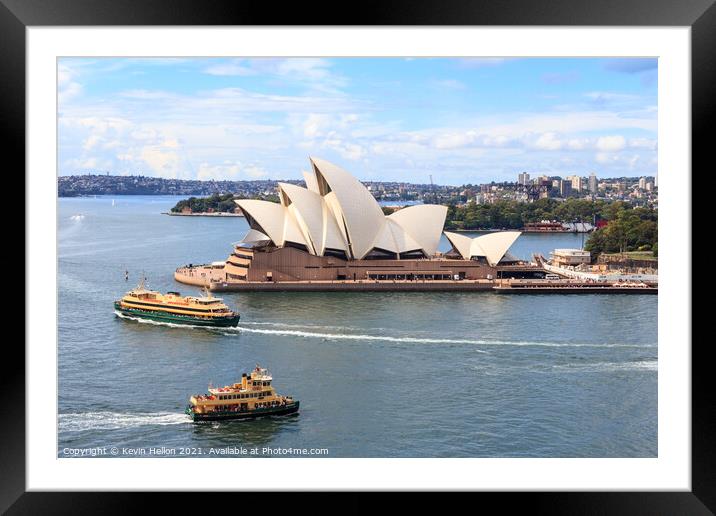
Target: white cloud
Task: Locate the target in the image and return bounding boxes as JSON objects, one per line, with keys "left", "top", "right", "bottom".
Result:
{"left": 202, "top": 58, "right": 345, "bottom": 90}
{"left": 66, "top": 157, "right": 99, "bottom": 169}
{"left": 197, "top": 161, "right": 267, "bottom": 180}
{"left": 58, "top": 63, "right": 84, "bottom": 104}
{"left": 628, "top": 137, "right": 657, "bottom": 150}
{"left": 140, "top": 146, "right": 182, "bottom": 178}
{"left": 59, "top": 82, "right": 83, "bottom": 104}
{"left": 432, "top": 131, "right": 478, "bottom": 149}
{"left": 244, "top": 165, "right": 268, "bottom": 178}
{"left": 58, "top": 58, "right": 658, "bottom": 182}
{"left": 584, "top": 91, "right": 642, "bottom": 103}
{"left": 566, "top": 138, "right": 589, "bottom": 150}
{"left": 532, "top": 132, "right": 563, "bottom": 150}
{"left": 596, "top": 152, "right": 619, "bottom": 164}
{"left": 203, "top": 62, "right": 256, "bottom": 77}
{"left": 62, "top": 116, "right": 133, "bottom": 134}
{"left": 273, "top": 58, "right": 334, "bottom": 81}
{"left": 102, "top": 140, "right": 122, "bottom": 150}
{"left": 302, "top": 114, "right": 332, "bottom": 138}
{"left": 321, "top": 140, "right": 365, "bottom": 161}
{"left": 82, "top": 134, "right": 101, "bottom": 151}
{"left": 596, "top": 135, "right": 626, "bottom": 152}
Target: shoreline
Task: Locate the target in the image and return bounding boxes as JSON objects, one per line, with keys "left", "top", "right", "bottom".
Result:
{"left": 162, "top": 212, "right": 244, "bottom": 217}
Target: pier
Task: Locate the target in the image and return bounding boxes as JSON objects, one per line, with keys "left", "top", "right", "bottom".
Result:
{"left": 175, "top": 265, "right": 657, "bottom": 294}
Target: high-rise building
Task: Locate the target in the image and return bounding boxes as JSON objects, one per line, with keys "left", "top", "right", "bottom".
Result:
{"left": 518, "top": 172, "right": 530, "bottom": 185}
{"left": 570, "top": 175, "right": 583, "bottom": 192}
{"left": 639, "top": 177, "right": 647, "bottom": 189}
{"left": 588, "top": 172, "right": 597, "bottom": 193}
{"left": 559, "top": 180, "right": 572, "bottom": 197}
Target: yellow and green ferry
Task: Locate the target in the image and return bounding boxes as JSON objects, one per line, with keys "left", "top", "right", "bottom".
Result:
{"left": 186, "top": 366, "right": 299, "bottom": 422}
{"left": 114, "top": 281, "right": 240, "bottom": 327}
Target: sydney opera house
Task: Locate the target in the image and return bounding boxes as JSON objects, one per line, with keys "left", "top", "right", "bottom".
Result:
{"left": 175, "top": 157, "right": 531, "bottom": 290}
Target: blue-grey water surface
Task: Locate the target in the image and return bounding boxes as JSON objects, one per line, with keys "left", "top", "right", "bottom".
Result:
{"left": 58, "top": 196, "right": 657, "bottom": 457}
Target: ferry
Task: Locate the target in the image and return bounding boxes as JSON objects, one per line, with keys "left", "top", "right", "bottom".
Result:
{"left": 114, "top": 280, "right": 240, "bottom": 327}
{"left": 185, "top": 366, "right": 299, "bottom": 422}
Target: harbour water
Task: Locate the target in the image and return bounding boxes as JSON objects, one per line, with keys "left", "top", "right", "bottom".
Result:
{"left": 58, "top": 196, "right": 657, "bottom": 457}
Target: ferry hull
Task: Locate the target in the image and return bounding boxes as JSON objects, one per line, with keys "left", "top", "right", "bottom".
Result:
{"left": 186, "top": 401, "right": 300, "bottom": 422}
{"left": 114, "top": 302, "right": 240, "bottom": 327}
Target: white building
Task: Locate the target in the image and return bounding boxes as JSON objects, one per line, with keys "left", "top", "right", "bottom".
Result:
{"left": 550, "top": 249, "right": 591, "bottom": 267}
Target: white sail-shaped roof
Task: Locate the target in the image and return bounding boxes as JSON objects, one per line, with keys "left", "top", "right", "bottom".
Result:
{"left": 282, "top": 206, "right": 309, "bottom": 248}
{"left": 234, "top": 157, "right": 515, "bottom": 263}
{"left": 235, "top": 199, "right": 287, "bottom": 246}
{"left": 473, "top": 231, "right": 521, "bottom": 266}
{"left": 240, "top": 228, "right": 271, "bottom": 245}
{"left": 321, "top": 201, "right": 348, "bottom": 254}
{"left": 279, "top": 182, "right": 324, "bottom": 254}
{"left": 302, "top": 170, "right": 320, "bottom": 194}
{"left": 444, "top": 231, "right": 521, "bottom": 266}
{"left": 443, "top": 231, "right": 473, "bottom": 260}
{"left": 309, "top": 156, "right": 386, "bottom": 259}
{"left": 387, "top": 204, "right": 448, "bottom": 257}
{"left": 372, "top": 218, "right": 423, "bottom": 254}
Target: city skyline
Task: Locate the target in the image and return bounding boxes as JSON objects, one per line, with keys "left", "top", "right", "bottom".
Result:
{"left": 59, "top": 57, "right": 658, "bottom": 184}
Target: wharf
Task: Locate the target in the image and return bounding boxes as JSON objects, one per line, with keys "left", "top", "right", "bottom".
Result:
{"left": 175, "top": 267, "right": 656, "bottom": 294}
{"left": 207, "top": 279, "right": 496, "bottom": 292}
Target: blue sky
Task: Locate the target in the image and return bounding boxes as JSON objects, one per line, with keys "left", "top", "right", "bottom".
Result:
{"left": 58, "top": 57, "right": 657, "bottom": 185}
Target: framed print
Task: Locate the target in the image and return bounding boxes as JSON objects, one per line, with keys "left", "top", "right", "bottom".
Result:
{"left": 6, "top": 0, "right": 710, "bottom": 511}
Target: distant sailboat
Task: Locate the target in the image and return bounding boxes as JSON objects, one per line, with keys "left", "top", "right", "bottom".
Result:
{"left": 112, "top": 199, "right": 116, "bottom": 207}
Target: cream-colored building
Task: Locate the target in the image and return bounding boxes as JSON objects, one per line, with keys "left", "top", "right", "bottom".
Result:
{"left": 550, "top": 248, "right": 591, "bottom": 267}
{"left": 176, "top": 157, "right": 525, "bottom": 289}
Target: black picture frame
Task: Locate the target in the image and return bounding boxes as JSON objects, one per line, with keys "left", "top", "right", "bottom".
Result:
{"left": 5, "top": 0, "right": 708, "bottom": 512}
